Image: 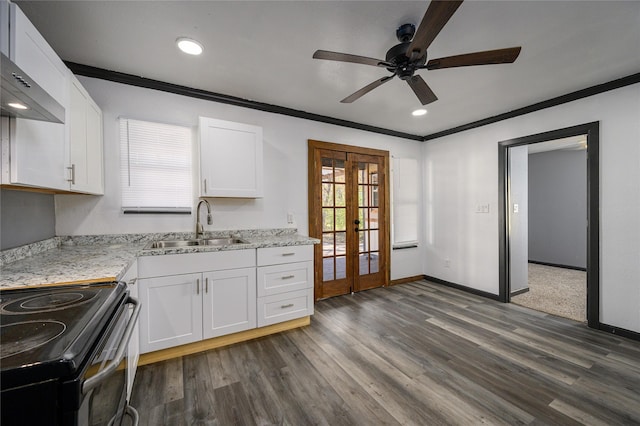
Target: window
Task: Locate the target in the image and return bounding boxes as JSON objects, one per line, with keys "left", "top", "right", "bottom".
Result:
{"left": 392, "top": 157, "right": 419, "bottom": 248}
{"left": 120, "top": 118, "right": 192, "bottom": 213}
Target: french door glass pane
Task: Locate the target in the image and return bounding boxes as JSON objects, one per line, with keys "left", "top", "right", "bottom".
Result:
{"left": 358, "top": 163, "right": 367, "bottom": 184}
{"left": 370, "top": 252, "right": 379, "bottom": 273}
{"left": 359, "top": 253, "right": 369, "bottom": 275}
{"left": 335, "top": 208, "right": 346, "bottom": 231}
{"left": 322, "top": 233, "right": 334, "bottom": 256}
{"left": 323, "top": 257, "right": 334, "bottom": 281}
{"left": 322, "top": 183, "right": 333, "bottom": 206}
{"left": 335, "top": 232, "right": 346, "bottom": 255}
{"left": 336, "top": 256, "right": 346, "bottom": 279}
{"left": 370, "top": 229, "right": 379, "bottom": 251}
{"left": 335, "top": 160, "right": 345, "bottom": 182}
{"left": 322, "top": 158, "right": 333, "bottom": 181}
{"left": 322, "top": 208, "right": 334, "bottom": 232}
{"left": 335, "top": 184, "right": 346, "bottom": 207}
{"left": 368, "top": 208, "right": 378, "bottom": 229}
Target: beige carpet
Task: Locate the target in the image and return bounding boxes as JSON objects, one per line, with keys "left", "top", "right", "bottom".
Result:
{"left": 511, "top": 263, "right": 586, "bottom": 323}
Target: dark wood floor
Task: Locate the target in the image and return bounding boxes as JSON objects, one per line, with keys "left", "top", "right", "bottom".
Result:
{"left": 130, "top": 280, "right": 640, "bottom": 425}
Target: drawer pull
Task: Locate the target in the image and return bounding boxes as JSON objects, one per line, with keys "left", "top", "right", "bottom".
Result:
{"left": 281, "top": 252, "right": 295, "bottom": 256}
{"left": 281, "top": 275, "right": 295, "bottom": 280}
{"left": 281, "top": 303, "right": 294, "bottom": 309}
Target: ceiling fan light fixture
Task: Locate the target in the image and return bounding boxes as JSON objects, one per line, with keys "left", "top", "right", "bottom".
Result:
{"left": 412, "top": 108, "right": 427, "bottom": 116}
{"left": 176, "top": 37, "right": 203, "bottom": 55}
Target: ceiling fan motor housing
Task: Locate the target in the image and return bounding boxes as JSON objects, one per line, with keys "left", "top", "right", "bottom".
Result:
{"left": 385, "top": 41, "right": 426, "bottom": 80}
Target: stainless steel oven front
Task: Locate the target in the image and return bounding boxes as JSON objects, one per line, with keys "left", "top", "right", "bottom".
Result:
{"left": 75, "top": 296, "right": 140, "bottom": 426}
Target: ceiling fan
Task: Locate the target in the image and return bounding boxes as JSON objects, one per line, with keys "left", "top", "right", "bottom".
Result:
{"left": 312, "top": 0, "right": 521, "bottom": 105}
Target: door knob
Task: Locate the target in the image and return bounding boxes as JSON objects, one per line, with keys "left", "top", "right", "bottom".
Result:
{"left": 354, "top": 219, "right": 360, "bottom": 225}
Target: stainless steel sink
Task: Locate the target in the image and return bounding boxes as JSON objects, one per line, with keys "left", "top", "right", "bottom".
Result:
{"left": 200, "top": 238, "right": 246, "bottom": 246}
{"left": 144, "top": 237, "right": 247, "bottom": 249}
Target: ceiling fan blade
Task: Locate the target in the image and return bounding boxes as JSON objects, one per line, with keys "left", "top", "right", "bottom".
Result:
{"left": 313, "top": 50, "right": 391, "bottom": 68}
{"left": 407, "top": 0, "right": 464, "bottom": 60}
{"left": 406, "top": 75, "right": 438, "bottom": 105}
{"left": 426, "top": 47, "right": 522, "bottom": 70}
{"left": 341, "top": 76, "right": 394, "bottom": 103}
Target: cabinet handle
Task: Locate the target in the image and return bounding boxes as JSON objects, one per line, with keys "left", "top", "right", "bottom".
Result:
{"left": 205, "top": 277, "right": 209, "bottom": 293}
{"left": 67, "top": 164, "right": 76, "bottom": 184}
{"left": 281, "top": 275, "right": 295, "bottom": 280}
{"left": 196, "top": 278, "right": 200, "bottom": 295}
{"left": 204, "top": 179, "right": 207, "bottom": 194}
{"left": 282, "top": 253, "right": 295, "bottom": 257}
{"left": 281, "top": 303, "right": 294, "bottom": 309}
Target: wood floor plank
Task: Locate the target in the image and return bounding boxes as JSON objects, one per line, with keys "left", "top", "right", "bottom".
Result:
{"left": 130, "top": 280, "right": 640, "bottom": 426}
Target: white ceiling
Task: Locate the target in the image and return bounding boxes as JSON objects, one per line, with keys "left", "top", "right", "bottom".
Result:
{"left": 14, "top": 0, "right": 640, "bottom": 138}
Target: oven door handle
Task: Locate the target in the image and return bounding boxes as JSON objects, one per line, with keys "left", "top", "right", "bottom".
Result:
{"left": 82, "top": 296, "right": 141, "bottom": 395}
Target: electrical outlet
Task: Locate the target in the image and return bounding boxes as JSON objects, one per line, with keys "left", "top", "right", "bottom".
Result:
{"left": 444, "top": 258, "right": 451, "bottom": 268}
{"left": 513, "top": 204, "right": 519, "bottom": 213}
{"left": 287, "top": 212, "right": 295, "bottom": 224}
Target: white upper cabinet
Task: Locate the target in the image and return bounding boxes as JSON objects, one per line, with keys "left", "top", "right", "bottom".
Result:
{"left": 68, "top": 73, "right": 104, "bottom": 194}
{"left": 3, "top": 3, "right": 69, "bottom": 190}
{"left": 198, "top": 117, "right": 263, "bottom": 198}
{"left": 1, "top": 3, "right": 104, "bottom": 193}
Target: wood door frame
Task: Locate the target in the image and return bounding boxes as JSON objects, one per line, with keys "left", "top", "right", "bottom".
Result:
{"left": 498, "top": 121, "right": 600, "bottom": 328}
{"left": 308, "top": 140, "right": 391, "bottom": 300}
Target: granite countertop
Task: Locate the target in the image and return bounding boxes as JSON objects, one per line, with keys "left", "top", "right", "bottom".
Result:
{"left": 0, "top": 229, "right": 319, "bottom": 289}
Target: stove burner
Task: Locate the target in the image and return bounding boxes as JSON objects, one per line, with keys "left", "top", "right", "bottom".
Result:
{"left": 1, "top": 289, "right": 99, "bottom": 315}
{"left": 22, "top": 292, "right": 84, "bottom": 309}
{"left": 0, "top": 320, "right": 66, "bottom": 359}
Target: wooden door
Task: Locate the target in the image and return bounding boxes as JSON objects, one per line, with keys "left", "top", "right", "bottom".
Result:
{"left": 309, "top": 140, "right": 389, "bottom": 300}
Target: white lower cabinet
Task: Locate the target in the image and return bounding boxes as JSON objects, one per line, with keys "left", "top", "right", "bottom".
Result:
{"left": 203, "top": 268, "right": 256, "bottom": 339}
{"left": 137, "top": 250, "right": 256, "bottom": 354}
{"left": 256, "top": 246, "right": 314, "bottom": 327}
{"left": 136, "top": 246, "right": 314, "bottom": 355}
{"left": 139, "top": 273, "right": 203, "bottom": 354}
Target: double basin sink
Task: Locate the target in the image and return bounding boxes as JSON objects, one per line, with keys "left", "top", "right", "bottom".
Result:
{"left": 144, "top": 237, "right": 248, "bottom": 250}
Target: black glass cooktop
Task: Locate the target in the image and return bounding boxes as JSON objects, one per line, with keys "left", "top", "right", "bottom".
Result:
{"left": 0, "top": 282, "right": 127, "bottom": 389}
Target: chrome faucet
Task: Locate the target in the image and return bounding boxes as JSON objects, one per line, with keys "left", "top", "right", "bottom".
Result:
{"left": 195, "top": 199, "right": 212, "bottom": 239}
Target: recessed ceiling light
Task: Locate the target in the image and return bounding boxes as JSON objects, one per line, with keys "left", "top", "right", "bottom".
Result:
{"left": 7, "top": 102, "right": 28, "bottom": 110}
{"left": 176, "top": 37, "right": 203, "bottom": 55}
{"left": 412, "top": 108, "right": 427, "bottom": 116}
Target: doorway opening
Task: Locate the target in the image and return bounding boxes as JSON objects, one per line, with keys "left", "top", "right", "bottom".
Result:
{"left": 498, "top": 122, "right": 599, "bottom": 328}
{"left": 308, "top": 140, "right": 390, "bottom": 300}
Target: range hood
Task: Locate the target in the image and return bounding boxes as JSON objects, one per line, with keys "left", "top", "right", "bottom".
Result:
{"left": 1, "top": 53, "right": 65, "bottom": 123}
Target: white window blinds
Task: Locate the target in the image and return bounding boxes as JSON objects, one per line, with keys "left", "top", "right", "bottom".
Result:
{"left": 392, "top": 157, "right": 419, "bottom": 248}
{"left": 120, "top": 118, "right": 192, "bottom": 213}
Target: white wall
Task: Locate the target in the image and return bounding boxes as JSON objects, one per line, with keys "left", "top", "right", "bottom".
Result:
{"left": 54, "top": 77, "right": 424, "bottom": 280}
{"left": 422, "top": 83, "right": 640, "bottom": 333}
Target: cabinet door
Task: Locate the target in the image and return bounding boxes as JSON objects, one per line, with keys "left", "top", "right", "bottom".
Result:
{"left": 7, "top": 118, "right": 68, "bottom": 190}
{"left": 199, "top": 117, "right": 263, "bottom": 198}
{"left": 5, "top": 4, "right": 69, "bottom": 190}
{"left": 202, "top": 268, "right": 256, "bottom": 339}
{"left": 139, "top": 273, "right": 202, "bottom": 354}
{"left": 69, "top": 76, "right": 104, "bottom": 194}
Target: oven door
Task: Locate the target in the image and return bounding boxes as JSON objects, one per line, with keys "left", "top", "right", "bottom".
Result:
{"left": 78, "top": 296, "right": 140, "bottom": 426}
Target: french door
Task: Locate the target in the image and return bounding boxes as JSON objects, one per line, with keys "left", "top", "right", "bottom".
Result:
{"left": 308, "top": 140, "right": 389, "bottom": 300}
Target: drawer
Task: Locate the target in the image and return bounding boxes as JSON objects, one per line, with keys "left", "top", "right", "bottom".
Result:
{"left": 257, "top": 261, "right": 312, "bottom": 297}
{"left": 257, "top": 288, "right": 314, "bottom": 327}
{"left": 257, "top": 245, "right": 313, "bottom": 266}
